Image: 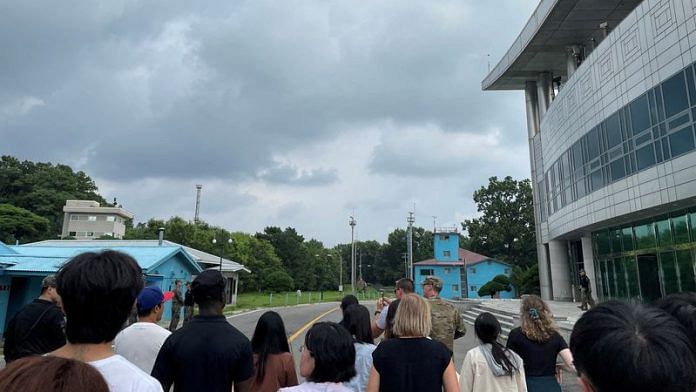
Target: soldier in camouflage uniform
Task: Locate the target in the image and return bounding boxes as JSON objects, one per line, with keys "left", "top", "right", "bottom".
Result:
{"left": 422, "top": 276, "right": 466, "bottom": 354}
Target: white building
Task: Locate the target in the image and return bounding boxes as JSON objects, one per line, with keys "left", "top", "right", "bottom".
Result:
{"left": 61, "top": 200, "right": 134, "bottom": 239}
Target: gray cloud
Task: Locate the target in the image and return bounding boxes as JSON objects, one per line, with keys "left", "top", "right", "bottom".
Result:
{"left": 1, "top": 0, "right": 539, "bottom": 244}
{"left": 258, "top": 163, "right": 338, "bottom": 186}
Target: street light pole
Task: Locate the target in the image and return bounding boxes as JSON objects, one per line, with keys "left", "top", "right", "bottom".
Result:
{"left": 212, "top": 237, "right": 233, "bottom": 272}
{"left": 407, "top": 211, "right": 415, "bottom": 280}
{"left": 349, "top": 216, "right": 357, "bottom": 295}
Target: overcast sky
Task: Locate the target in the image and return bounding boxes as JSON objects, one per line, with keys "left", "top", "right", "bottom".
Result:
{"left": 1, "top": 0, "right": 538, "bottom": 245}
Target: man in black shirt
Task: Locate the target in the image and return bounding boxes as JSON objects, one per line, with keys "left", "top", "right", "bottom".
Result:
{"left": 3, "top": 275, "right": 66, "bottom": 362}
{"left": 578, "top": 269, "right": 595, "bottom": 311}
{"left": 152, "top": 270, "right": 253, "bottom": 392}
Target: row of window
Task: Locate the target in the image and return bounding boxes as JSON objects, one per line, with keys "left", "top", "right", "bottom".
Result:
{"left": 593, "top": 209, "right": 696, "bottom": 256}
{"left": 69, "top": 214, "right": 122, "bottom": 223}
{"left": 539, "top": 62, "right": 696, "bottom": 222}
{"left": 67, "top": 231, "right": 114, "bottom": 238}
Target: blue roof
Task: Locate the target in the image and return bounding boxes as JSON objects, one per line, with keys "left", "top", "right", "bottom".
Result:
{"left": 0, "top": 241, "right": 17, "bottom": 255}
{"left": 3, "top": 245, "right": 203, "bottom": 274}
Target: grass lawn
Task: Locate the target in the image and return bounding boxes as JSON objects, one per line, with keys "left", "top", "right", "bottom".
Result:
{"left": 224, "top": 286, "right": 382, "bottom": 313}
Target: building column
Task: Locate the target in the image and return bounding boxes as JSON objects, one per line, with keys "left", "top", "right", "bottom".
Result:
{"left": 525, "top": 81, "right": 540, "bottom": 138}
{"left": 581, "top": 235, "right": 597, "bottom": 293}
{"left": 537, "top": 72, "right": 553, "bottom": 119}
{"left": 548, "top": 240, "right": 573, "bottom": 301}
{"left": 538, "top": 243, "right": 552, "bottom": 300}
{"left": 566, "top": 48, "right": 579, "bottom": 79}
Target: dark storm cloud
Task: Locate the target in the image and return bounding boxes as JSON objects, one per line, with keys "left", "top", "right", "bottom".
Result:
{"left": 0, "top": 0, "right": 535, "bottom": 183}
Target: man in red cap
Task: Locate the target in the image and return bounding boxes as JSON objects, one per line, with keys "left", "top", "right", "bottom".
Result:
{"left": 115, "top": 286, "right": 174, "bottom": 374}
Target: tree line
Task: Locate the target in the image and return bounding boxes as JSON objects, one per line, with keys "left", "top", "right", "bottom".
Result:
{"left": 0, "top": 155, "right": 539, "bottom": 294}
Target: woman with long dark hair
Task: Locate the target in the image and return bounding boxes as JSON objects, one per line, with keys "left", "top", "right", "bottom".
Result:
{"left": 250, "top": 311, "right": 298, "bottom": 392}
{"left": 506, "top": 295, "right": 574, "bottom": 392}
{"left": 383, "top": 299, "right": 400, "bottom": 340}
{"left": 343, "top": 304, "right": 377, "bottom": 392}
{"left": 339, "top": 295, "right": 360, "bottom": 330}
{"left": 460, "top": 312, "right": 526, "bottom": 392}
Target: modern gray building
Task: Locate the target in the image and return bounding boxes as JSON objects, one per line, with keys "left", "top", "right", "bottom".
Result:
{"left": 484, "top": 0, "right": 696, "bottom": 302}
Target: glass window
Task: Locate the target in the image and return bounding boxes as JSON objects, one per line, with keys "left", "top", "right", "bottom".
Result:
{"left": 595, "top": 231, "right": 611, "bottom": 255}
{"left": 622, "top": 227, "right": 634, "bottom": 251}
{"left": 668, "top": 113, "right": 689, "bottom": 130}
{"left": 443, "top": 250, "right": 451, "bottom": 257}
{"left": 575, "top": 178, "right": 586, "bottom": 199}
{"left": 606, "top": 259, "right": 616, "bottom": 297}
{"left": 687, "top": 66, "right": 696, "bottom": 105}
{"left": 86, "top": 231, "right": 94, "bottom": 237}
{"left": 630, "top": 95, "right": 651, "bottom": 133}
{"left": 625, "top": 256, "right": 639, "bottom": 298}
{"left": 606, "top": 113, "right": 622, "bottom": 148}
{"left": 635, "top": 144, "right": 656, "bottom": 170}
{"left": 452, "top": 285, "right": 459, "bottom": 292}
{"left": 587, "top": 127, "right": 601, "bottom": 160}
{"left": 470, "top": 286, "right": 477, "bottom": 292}
{"left": 70, "top": 215, "right": 79, "bottom": 221}
{"left": 656, "top": 218, "right": 673, "bottom": 246}
{"left": 600, "top": 260, "right": 610, "bottom": 298}
{"left": 672, "top": 215, "right": 690, "bottom": 244}
{"left": 669, "top": 126, "right": 696, "bottom": 157}
{"left": 649, "top": 90, "right": 659, "bottom": 125}
{"left": 609, "top": 158, "right": 626, "bottom": 181}
{"left": 610, "top": 229, "right": 622, "bottom": 254}
{"left": 420, "top": 269, "right": 434, "bottom": 276}
{"left": 471, "top": 268, "right": 476, "bottom": 274}
{"left": 572, "top": 141, "right": 584, "bottom": 170}
{"left": 691, "top": 212, "right": 696, "bottom": 241}
{"left": 662, "top": 72, "right": 689, "bottom": 118}
{"left": 635, "top": 131, "right": 652, "bottom": 146}
{"left": 634, "top": 223, "right": 656, "bottom": 249}
{"left": 657, "top": 87, "right": 666, "bottom": 121}
{"left": 660, "top": 251, "right": 680, "bottom": 295}
{"left": 614, "top": 257, "right": 627, "bottom": 298}
{"left": 590, "top": 169, "right": 604, "bottom": 190}
{"left": 676, "top": 250, "right": 696, "bottom": 292}
{"left": 106, "top": 216, "right": 116, "bottom": 222}
{"left": 68, "top": 231, "right": 77, "bottom": 237}
{"left": 88, "top": 216, "right": 97, "bottom": 221}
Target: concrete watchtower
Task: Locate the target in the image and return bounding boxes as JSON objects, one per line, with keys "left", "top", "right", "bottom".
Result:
{"left": 434, "top": 227, "right": 459, "bottom": 262}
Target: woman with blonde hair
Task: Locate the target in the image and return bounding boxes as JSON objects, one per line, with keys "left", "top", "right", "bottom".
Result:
{"left": 366, "top": 293, "right": 459, "bottom": 392}
{"left": 505, "top": 295, "right": 574, "bottom": 392}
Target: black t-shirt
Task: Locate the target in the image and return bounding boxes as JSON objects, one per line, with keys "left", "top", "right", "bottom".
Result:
{"left": 372, "top": 337, "right": 452, "bottom": 392}
{"left": 579, "top": 275, "right": 590, "bottom": 289}
{"left": 506, "top": 327, "right": 568, "bottom": 377}
{"left": 184, "top": 292, "right": 194, "bottom": 307}
{"left": 151, "top": 315, "right": 254, "bottom": 392}
{"left": 3, "top": 299, "right": 65, "bottom": 362}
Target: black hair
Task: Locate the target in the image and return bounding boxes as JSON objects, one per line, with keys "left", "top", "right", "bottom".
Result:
{"left": 395, "top": 278, "right": 414, "bottom": 294}
{"left": 474, "top": 312, "right": 517, "bottom": 376}
{"left": 136, "top": 304, "right": 159, "bottom": 318}
{"left": 56, "top": 250, "right": 143, "bottom": 344}
{"left": 304, "top": 322, "right": 356, "bottom": 383}
{"left": 251, "top": 311, "right": 291, "bottom": 382}
{"left": 570, "top": 300, "right": 696, "bottom": 392}
{"left": 384, "top": 299, "right": 401, "bottom": 339}
{"left": 338, "top": 295, "right": 359, "bottom": 330}
{"left": 343, "top": 304, "right": 374, "bottom": 345}
{"left": 654, "top": 292, "right": 696, "bottom": 347}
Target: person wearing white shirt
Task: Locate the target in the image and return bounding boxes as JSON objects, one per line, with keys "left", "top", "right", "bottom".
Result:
{"left": 49, "top": 250, "right": 163, "bottom": 392}
{"left": 115, "top": 286, "right": 173, "bottom": 374}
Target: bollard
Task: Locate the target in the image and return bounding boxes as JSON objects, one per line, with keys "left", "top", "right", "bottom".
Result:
{"left": 270, "top": 293, "right": 273, "bottom": 305}
{"left": 285, "top": 293, "right": 289, "bottom": 306}
{"left": 309, "top": 292, "right": 312, "bottom": 304}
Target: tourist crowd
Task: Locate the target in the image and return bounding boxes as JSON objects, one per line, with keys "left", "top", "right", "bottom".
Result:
{"left": 1, "top": 249, "right": 695, "bottom": 392}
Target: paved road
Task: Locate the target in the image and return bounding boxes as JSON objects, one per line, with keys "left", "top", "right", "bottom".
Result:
{"left": 227, "top": 300, "right": 580, "bottom": 391}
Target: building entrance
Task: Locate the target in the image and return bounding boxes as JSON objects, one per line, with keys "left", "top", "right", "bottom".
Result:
{"left": 637, "top": 254, "right": 661, "bottom": 302}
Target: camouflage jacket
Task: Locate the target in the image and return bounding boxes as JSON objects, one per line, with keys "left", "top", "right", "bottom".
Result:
{"left": 428, "top": 297, "right": 466, "bottom": 353}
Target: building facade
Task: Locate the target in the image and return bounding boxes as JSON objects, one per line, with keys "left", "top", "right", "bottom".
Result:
{"left": 61, "top": 200, "right": 134, "bottom": 240}
{"left": 484, "top": 0, "right": 696, "bottom": 302}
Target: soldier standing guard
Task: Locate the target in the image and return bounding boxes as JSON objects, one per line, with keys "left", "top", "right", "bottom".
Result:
{"left": 421, "top": 276, "right": 466, "bottom": 356}
{"left": 169, "top": 280, "right": 184, "bottom": 331}
{"left": 578, "top": 269, "right": 595, "bottom": 311}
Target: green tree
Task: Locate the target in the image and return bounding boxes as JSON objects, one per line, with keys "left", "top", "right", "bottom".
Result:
{"left": 0, "top": 156, "right": 107, "bottom": 237}
{"left": 462, "top": 176, "right": 536, "bottom": 267}
{"left": 478, "top": 274, "right": 512, "bottom": 298}
{"left": 0, "top": 203, "right": 51, "bottom": 244}
{"left": 263, "top": 270, "right": 295, "bottom": 292}
{"left": 510, "top": 264, "right": 540, "bottom": 296}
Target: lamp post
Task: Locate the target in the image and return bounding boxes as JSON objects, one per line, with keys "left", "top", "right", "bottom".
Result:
{"left": 212, "top": 237, "right": 233, "bottom": 272}
{"left": 349, "top": 216, "right": 357, "bottom": 295}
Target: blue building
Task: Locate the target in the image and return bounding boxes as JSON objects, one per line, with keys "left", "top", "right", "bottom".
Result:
{"left": 414, "top": 227, "right": 515, "bottom": 299}
{"left": 0, "top": 241, "right": 204, "bottom": 334}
